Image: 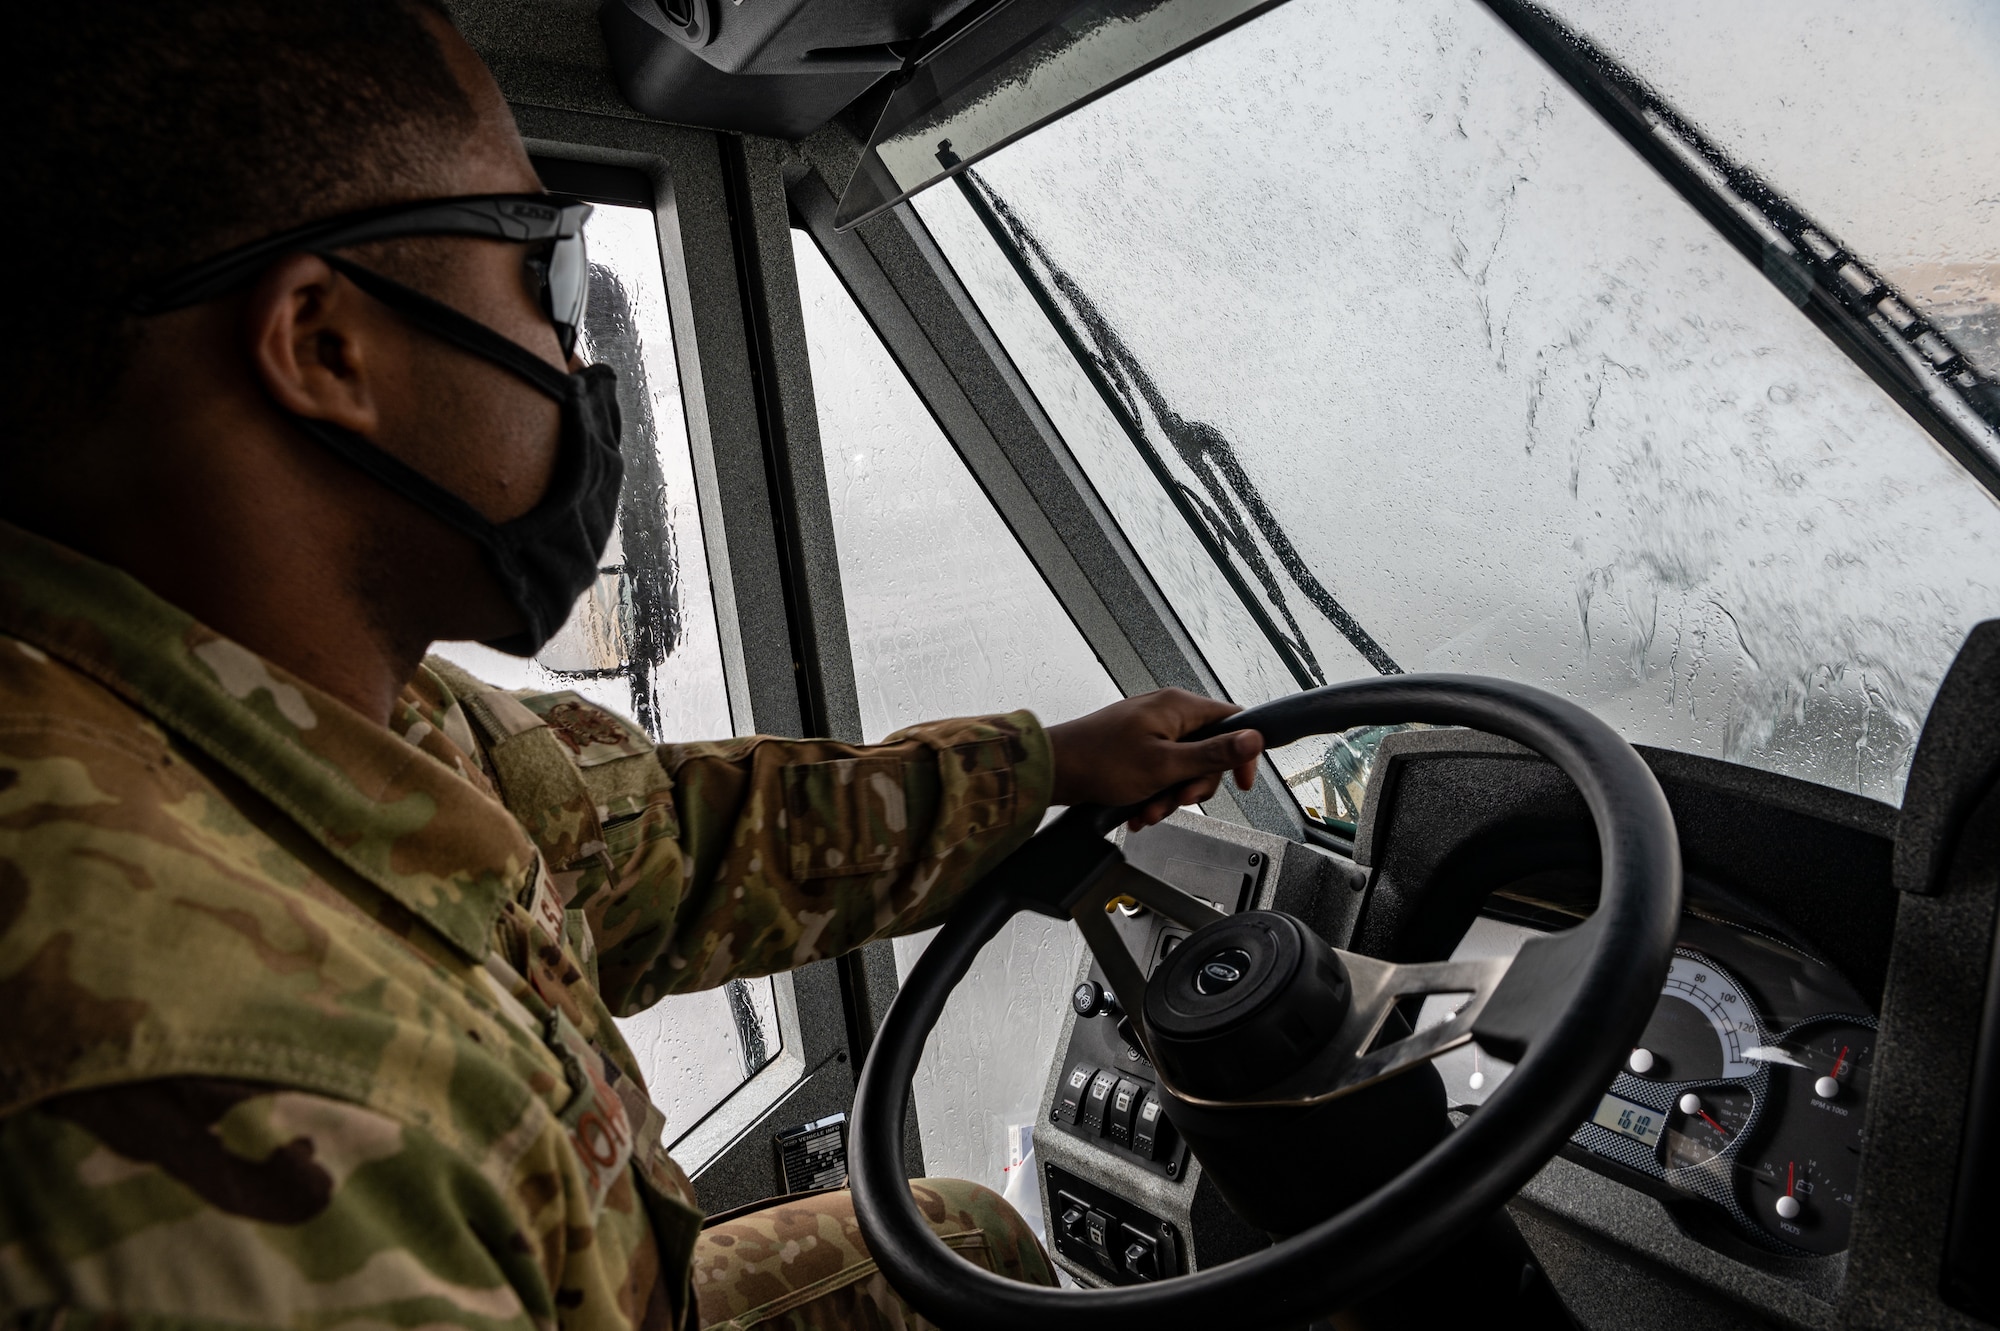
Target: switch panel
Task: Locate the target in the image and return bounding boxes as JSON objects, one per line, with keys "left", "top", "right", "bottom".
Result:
{"left": 1046, "top": 1163, "right": 1182, "bottom": 1287}
{"left": 1049, "top": 1057, "right": 1183, "bottom": 1177}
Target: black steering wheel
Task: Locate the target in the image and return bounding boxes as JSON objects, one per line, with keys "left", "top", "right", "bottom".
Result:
{"left": 849, "top": 675, "right": 1681, "bottom": 1330}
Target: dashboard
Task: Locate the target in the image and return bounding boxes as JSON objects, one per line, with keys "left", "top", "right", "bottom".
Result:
{"left": 1035, "top": 719, "right": 2000, "bottom": 1329}
{"left": 1425, "top": 908, "right": 1876, "bottom": 1259}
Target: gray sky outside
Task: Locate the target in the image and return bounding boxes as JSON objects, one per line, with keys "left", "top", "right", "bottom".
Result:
{"left": 915, "top": 0, "right": 2000, "bottom": 806}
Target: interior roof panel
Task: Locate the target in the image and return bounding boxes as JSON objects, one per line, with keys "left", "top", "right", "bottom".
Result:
{"left": 448, "top": 0, "right": 649, "bottom": 123}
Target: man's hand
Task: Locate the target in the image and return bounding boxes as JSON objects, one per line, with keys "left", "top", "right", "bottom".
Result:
{"left": 1046, "top": 689, "right": 1263, "bottom": 831}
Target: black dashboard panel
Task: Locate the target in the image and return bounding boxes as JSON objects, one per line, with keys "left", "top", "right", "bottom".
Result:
{"left": 1356, "top": 730, "right": 1899, "bottom": 1271}
{"left": 1351, "top": 731, "right": 1900, "bottom": 1009}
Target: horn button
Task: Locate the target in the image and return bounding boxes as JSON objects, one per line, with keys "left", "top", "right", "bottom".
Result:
{"left": 1193, "top": 948, "right": 1252, "bottom": 995}
{"left": 1142, "top": 911, "right": 1351, "bottom": 1098}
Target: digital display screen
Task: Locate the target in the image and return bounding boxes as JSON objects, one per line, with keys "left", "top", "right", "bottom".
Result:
{"left": 1592, "top": 1093, "right": 1665, "bottom": 1147}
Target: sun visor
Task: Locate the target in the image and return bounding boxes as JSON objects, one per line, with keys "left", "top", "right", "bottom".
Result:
{"left": 834, "top": 0, "right": 1290, "bottom": 230}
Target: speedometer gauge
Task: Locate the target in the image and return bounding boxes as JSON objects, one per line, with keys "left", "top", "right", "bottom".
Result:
{"left": 1627, "top": 955, "right": 1762, "bottom": 1083}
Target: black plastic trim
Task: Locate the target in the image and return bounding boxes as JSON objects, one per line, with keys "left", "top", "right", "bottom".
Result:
{"left": 529, "top": 156, "right": 658, "bottom": 209}
{"left": 1943, "top": 881, "right": 2000, "bottom": 1321}
{"left": 717, "top": 138, "right": 830, "bottom": 738}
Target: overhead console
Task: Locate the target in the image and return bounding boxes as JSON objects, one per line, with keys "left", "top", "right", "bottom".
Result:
{"left": 598, "top": 0, "right": 981, "bottom": 137}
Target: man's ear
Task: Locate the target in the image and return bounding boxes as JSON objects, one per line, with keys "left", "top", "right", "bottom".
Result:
{"left": 244, "top": 254, "right": 383, "bottom": 436}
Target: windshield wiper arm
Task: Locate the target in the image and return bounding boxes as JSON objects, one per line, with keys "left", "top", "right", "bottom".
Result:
{"left": 950, "top": 164, "right": 1403, "bottom": 685}
{"left": 1481, "top": 0, "right": 2000, "bottom": 504}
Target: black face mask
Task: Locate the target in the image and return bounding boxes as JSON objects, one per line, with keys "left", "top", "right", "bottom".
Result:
{"left": 298, "top": 255, "right": 625, "bottom": 656}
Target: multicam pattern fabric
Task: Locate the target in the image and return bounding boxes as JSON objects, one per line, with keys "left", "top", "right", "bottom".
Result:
{"left": 692, "top": 1180, "right": 1053, "bottom": 1330}
{"left": 0, "top": 521, "right": 1054, "bottom": 1329}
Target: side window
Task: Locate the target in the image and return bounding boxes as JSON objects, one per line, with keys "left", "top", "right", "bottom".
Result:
{"left": 791, "top": 228, "right": 1120, "bottom": 1190}
{"left": 434, "top": 194, "right": 782, "bottom": 1149}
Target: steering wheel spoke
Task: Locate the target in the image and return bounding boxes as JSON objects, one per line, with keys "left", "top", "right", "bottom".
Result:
{"left": 1071, "top": 863, "right": 1515, "bottom": 1108}
{"left": 1324, "top": 953, "right": 1510, "bottom": 1098}
{"left": 1069, "top": 864, "right": 1224, "bottom": 1065}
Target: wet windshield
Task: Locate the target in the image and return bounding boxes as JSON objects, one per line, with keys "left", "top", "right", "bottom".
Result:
{"left": 1549, "top": 0, "right": 2000, "bottom": 381}
{"left": 911, "top": 0, "right": 2000, "bottom": 810}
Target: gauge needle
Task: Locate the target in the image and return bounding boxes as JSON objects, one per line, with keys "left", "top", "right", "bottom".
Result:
{"left": 1830, "top": 1045, "right": 1849, "bottom": 1080}
{"left": 1698, "top": 1109, "right": 1729, "bottom": 1137}
{"left": 1787, "top": 1161, "right": 1795, "bottom": 1197}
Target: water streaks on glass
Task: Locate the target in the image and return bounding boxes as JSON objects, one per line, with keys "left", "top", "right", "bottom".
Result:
{"left": 915, "top": 0, "right": 2000, "bottom": 804}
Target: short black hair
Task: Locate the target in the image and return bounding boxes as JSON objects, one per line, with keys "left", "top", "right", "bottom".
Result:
{"left": 4, "top": 0, "right": 478, "bottom": 446}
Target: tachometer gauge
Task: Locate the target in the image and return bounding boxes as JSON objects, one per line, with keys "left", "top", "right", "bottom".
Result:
{"left": 1663, "top": 1085, "right": 1754, "bottom": 1170}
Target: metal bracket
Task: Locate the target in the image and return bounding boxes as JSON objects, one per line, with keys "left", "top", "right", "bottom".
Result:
{"left": 1070, "top": 863, "right": 1511, "bottom": 1110}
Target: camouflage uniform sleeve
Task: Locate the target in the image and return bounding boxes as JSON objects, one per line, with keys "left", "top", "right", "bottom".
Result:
{"left": 424, "top": 655, "right": 1055, "bottom": 1019}
{"left": 0, "top": 1080, "right": 552, "bottom": 1331}
{"left": 615, "top": 711, "right": 1054, "bottom": 1009}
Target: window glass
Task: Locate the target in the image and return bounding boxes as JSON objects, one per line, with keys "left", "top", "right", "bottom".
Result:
{"left": 436, "top": 203, "right": 732, "bottom": 743}
{"left": 432, "top": 201, "right": 777, "bottom": 1147}
{"left": 913, "top": 0, "right": 2000, "bottom": 806}
{"left": 1548, "top": 0, "right": 2000, "bottom": 380}
{"left": 792, "top": 228, "right": 1119, "bottom": 1190}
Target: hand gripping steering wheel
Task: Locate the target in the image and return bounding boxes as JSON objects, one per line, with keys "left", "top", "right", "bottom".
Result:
{"left": 849, "top": 675, "right": 1681, "bottom": 1330}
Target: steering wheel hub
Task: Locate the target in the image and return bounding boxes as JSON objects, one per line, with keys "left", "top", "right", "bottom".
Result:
{"left": 1144, "top": 911, "right": 1351, "bottom": 1097}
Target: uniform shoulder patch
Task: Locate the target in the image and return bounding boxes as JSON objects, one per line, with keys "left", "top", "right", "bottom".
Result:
{"left": 519, "top": 692, "right": 654, "bottom": 768}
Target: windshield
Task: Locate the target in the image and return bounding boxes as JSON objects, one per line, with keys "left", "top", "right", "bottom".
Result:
{"left": 911, "top": 0, "right": 2000, "bottom": 809}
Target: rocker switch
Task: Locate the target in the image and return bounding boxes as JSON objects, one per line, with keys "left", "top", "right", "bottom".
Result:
{"left": 1121, "top": 1230, "right": 1161, "bottom": 1281}
{"left": 1131, "top": 1092, "right": 1167, "bottom": 1160}
{"left": 1055, "top": 1064, "right": 1094, "bottom": 1126}
{"left": 1058, "top": 1200, "right": 1089, "bottom": 1245}
{"left": 1082, "top": 1069, "right": 1119, "bottom": 1135}
{"left": 1083, "top": 1209, "right": 1114, "bottom": 1259}
{"left": 1108, "top": 1078, "right": 1144, "bottom": 1148}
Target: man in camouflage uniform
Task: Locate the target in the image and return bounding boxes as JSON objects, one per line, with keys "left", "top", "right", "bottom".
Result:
{"left": 0, "top": 3, "right": 1261, "bottom": 1328}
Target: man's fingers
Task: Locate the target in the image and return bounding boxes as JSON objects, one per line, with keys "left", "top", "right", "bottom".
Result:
{"left": 1180, "top": 772, "right": 1223, "bottom": 805}
{"left": 1168, "top": 728, "right": 1261, "bottom": 782}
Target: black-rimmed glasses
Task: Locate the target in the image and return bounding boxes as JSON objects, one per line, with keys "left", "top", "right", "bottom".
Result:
{"left": 131, "top": 193, "right": 594, "bottom": 357}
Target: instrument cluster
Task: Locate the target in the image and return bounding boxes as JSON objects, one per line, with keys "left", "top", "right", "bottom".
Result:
{"left": 1430, "top": 912, "right": 1875, "bottom": 1257}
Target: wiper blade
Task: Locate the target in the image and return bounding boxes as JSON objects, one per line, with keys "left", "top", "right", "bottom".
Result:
{"left": 1482, "top": 0, "right": 2000, "bottom": 503}
{"left": 951, "top": 165, "right": 1403, "bottom": 685}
